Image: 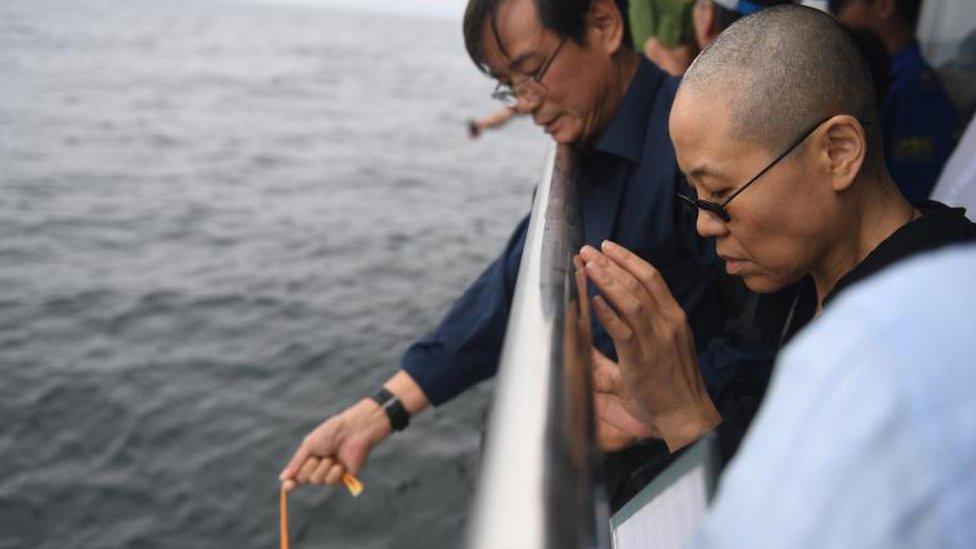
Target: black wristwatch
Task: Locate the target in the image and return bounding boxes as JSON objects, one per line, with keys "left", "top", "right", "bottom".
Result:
{"left": 369, "top": 388, "right": 410, "bottom": 432}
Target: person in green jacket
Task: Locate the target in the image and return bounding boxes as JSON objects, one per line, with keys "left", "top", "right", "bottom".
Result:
{"left": 629, "top": 0, "right": 699, "bottom": 75}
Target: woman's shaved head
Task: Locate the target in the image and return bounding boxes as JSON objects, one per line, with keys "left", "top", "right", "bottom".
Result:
{"left": 681, "top": 5, "right": 884, "bottom": 172}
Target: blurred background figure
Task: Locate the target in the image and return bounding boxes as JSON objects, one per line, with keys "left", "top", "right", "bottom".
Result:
{"left": 829, "top": 0, "right": 958, "bottom": 201}
{"left": 914, "top": 0, "right": 976, "bottom": 124}
{"left": 690, "top": 0, "right": 796, "bottom": 50}
{"left": 931, "top": 115, "right": 976, "bottom": 220}
{"left": 846, "top": 25, "right": 893, "bottom": 103}
{"left": 627, "top": 0, "right": 796, "bottom": 77}
{"left": 467, "top": 105, "right": 517, "bottom": 138}
{"left": 628, "top": 0, "right": 699, "bottom": 76}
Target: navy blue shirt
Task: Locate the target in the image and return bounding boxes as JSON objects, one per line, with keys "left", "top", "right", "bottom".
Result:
{"left": 400, "top": 59, "right": 779, "bottom": 412}
{"left": 884, "top": 42, "right": 957, "bottom": 201}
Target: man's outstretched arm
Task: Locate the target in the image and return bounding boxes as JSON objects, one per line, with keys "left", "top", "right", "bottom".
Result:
{"left": 280, "top": 214, "right": 530, "bottom": 491}
{"left": 398, "top": 214, "right": 529, "bottom": 405}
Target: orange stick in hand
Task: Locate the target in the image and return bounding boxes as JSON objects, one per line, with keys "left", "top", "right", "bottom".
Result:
{"left": 279, "top": 474, "right": 364, "bottom": 548}
{"left": 279, "top": 486, "right": 289, "bottom": 549}
{"left": 341, "top": 473, "right": 363, "bottom": 497}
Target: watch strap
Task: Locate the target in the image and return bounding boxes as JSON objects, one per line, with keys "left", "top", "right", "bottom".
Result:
{"left": 369, "top": 388, "right": 410, "bottom": 432}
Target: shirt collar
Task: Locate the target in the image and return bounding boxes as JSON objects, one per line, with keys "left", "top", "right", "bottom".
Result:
{"left": 591, "top": 57, "right": 664, "bottom": 164}
{"left": 823, "top": 201, "right": 974, "bottom": 307}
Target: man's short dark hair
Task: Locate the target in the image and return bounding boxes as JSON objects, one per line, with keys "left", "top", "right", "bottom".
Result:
{"left": 463, "top": 0, "right": 633, "bottom": 72}
{"left": 682, "top": 5, "right": 885, "bottom": 173}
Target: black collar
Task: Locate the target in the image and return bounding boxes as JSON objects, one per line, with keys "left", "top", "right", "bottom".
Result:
{"left": 823, "top": 201, "right": 976, "bottom": 307}
{"left": 780, "top": 201, "right": 976, "bottom": 346}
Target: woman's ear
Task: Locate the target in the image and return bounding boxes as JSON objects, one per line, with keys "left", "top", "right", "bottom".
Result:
{"left": 586, "top": 0, "right": 626, "bottom": 55}
{"left": 819, "top": 115, "right": 868, "bottom": 192}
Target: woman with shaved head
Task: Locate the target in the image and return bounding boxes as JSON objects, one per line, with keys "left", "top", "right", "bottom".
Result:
{"left": 581, "top": 4, "right": 975, "bottom": 454}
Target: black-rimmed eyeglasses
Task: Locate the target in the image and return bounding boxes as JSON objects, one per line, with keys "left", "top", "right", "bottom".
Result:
{"left": 676, "top": 116, "right": 833, "bottom": 223}
{"left": 491, "top": 38, "right": 566, "bottom": 108}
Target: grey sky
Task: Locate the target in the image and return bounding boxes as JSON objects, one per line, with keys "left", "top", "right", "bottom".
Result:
{"left": 252, "top": 0, "right": 465, "bottom": 19}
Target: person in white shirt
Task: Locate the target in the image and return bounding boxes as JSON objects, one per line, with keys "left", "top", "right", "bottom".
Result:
{"left": 930, "top": 115, "right": 976, "bottom": 221}
{"left": 692, "top": 244, "right": 976, "bottom": 548}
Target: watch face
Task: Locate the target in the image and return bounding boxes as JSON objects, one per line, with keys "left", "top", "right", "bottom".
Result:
{"left": 386, "top": 399, "right": 410, "bottom": 431}
{"left": 372, "top": 388, "right": 409, "bottom": 431}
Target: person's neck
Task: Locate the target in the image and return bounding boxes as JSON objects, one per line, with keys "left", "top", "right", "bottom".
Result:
{"left": 614, "top": 49, "right": 640, "bottom": 103}
{"left": 811, "top": 175, "right": 916, "bottom": 313}
{"left": 582, "top": 50, "right": 640, "bottom": 149}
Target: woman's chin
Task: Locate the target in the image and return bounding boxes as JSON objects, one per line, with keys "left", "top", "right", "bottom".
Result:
{"left": 741, "top": 272, "right": 784, "bottom": 294}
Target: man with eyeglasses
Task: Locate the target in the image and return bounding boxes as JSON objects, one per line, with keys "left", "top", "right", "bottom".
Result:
{"left": 578, "top": 5, "right": 976, "bottom": 464}
{"left": 280, "top": 0, "right": 791, "bottom": 510}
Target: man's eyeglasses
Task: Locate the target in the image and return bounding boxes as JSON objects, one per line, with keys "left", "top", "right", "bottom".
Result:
{"left": 677, "top": 116, "right": 833, "bottom": 223}
{"left": 491, "top": 38, "right": 566, "bottom": 108}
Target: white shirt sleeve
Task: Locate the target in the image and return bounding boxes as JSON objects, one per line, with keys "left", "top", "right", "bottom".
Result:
{"left": 689, "top": 245, "right": 976, "bottom": 549}
{"left": 931, "top": 116, "right": 976, "bottom": 221}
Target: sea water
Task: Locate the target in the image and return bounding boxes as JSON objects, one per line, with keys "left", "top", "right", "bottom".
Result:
{"left": 0, "top": 0, "right": 548, "bottom": 547}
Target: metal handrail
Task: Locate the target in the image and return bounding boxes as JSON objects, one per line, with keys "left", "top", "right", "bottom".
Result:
{"left": 464, "top": 144, "right": 610, "bottom": 549}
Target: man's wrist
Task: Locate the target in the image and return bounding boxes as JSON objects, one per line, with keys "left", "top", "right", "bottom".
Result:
{"left": 367, "top": 388, "right": 411, "bottom": 432}
{"left": 355, "top": 397, "right": 394, "bottom": 440}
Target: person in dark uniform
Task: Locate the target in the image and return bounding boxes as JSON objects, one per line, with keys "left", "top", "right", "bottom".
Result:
{"left": 280, "top": 0, "right": 790, "bottom": 511}
{"left": 830, "top": 0, "right": 958, "bottom": 201}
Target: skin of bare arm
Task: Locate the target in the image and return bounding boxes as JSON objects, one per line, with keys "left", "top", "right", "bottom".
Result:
{"left": 469, "top": 106, "right": 518, "bottom": 138}
{"left": 478, "top": 106, "right": 517, "bottom": 129}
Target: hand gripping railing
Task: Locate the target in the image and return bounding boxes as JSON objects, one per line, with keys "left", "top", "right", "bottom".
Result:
{"left": 464, "top": 144, "right": 611, "bottom": 549}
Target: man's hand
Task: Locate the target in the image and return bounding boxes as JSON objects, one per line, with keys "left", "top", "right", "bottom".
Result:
{"left": 279, "top": 371, "right": 429, "bottom": 492}
{"left": 580, "top": 241, "right": 721, "bottom": 451}
{"left": 278, "top": 398, "right": 391, "bottom": 492}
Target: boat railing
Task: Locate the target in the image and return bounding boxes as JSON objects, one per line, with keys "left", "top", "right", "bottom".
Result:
{"left": 464, "top": 143, "right": 611, "bottom": 549}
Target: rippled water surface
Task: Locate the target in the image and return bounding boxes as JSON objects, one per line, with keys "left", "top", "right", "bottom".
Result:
{"left": 0, "top": 1, "right": 548, "bottom": 547}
